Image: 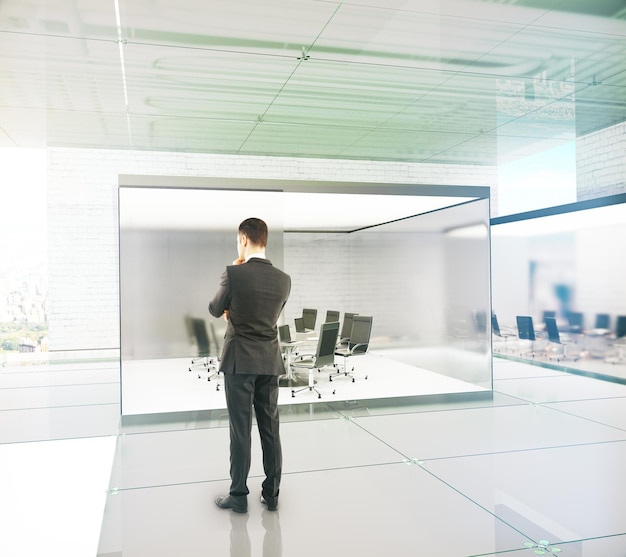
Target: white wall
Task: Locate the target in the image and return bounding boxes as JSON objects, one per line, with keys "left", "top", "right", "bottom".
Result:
{"left": 577, "top": 121, "right": 626, "bottom": 200}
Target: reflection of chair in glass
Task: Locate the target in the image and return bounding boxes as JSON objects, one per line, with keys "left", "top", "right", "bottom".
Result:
{"left": 302, "top": 308, "right": 317, "bottom": 331}
{"left": 331, "top": 315, "right": 373, "bottom": 382}
{"left": 290, "top": 321, "right": 340, "bottom": 399}
{"left": 491, "top": 314, "right": 515, "bottom": 353}
{"left": 605, "top": 316, "right": 626, "bottom": 364}
{"left": 516, "top": 315, "right": 539, "bottom": 357}
{"left": 617, "top": 316, "right": 626, "bottom": 339}
{"left": 538, "top": 310, "right": 556, "bottom": 332}
{"left": 325, "top": 310, "right": 340, "bottom": 323}
{"left": 187, "top": 317, "right": 220, "bottom": 388}
{"left": 544, "top": 317, "right": 578, "bottom": 362}
{"left": 595, "top": 313, "right": 611, "bottom": 331}
{"left": 473, "top": 310, "right": 488, "bottom": 337}
{"left": 566, "top": 311, "right": 584, "bottom": 334}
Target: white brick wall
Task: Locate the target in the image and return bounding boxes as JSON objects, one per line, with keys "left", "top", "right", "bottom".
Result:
{"left": 577, "top": 121, "right": 626, "bottom": 200}
{"left": 46, "top": 147, "right": 495, "bottom": 351}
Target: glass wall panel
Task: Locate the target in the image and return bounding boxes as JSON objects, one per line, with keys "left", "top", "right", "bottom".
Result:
{"left": 346, "top": 198, "right": 492, "bottom": 388}
{"left": 119, "top": 187, "right": 284, "bottom": 414}
{"left": 491, "top": 197, "right": 626, "bottom": 380}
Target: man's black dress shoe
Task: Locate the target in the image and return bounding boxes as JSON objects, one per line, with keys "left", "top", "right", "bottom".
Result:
{"left": 261, "top": 494, "right": 278, "bottom": 511}
{"left": 215, "top": 495, "right": 247, "bottom": 513}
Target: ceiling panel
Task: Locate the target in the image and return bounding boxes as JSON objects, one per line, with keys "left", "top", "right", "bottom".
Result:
{"left": 119, "top": 0, "right": 339, "bottom": 55}
{"left": 121, "top": 43, "right": 299, "bottom": 120}
{"left": 0, "top": 0, "right": 624, "bottom": 166}
{"left": 234, "top": 121, "right": 370, "bottom": 159}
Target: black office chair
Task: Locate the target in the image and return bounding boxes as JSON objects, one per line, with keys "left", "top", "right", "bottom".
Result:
{"left": 290, "top": 321, "right": 340, "bottom": 399}
{"left": 337, "top": 312, "right": 358, "bottom": 346}
{"left": 566, "top": 311, "right": 585, "bottom": 334}
{"left": 491, "top": 313, "right": 515, "bottom": 353}
{"left": 325, "top": 310, "right": 340, "bottom": 323}
{"left": 187, "top": 317, "right": 220, "bottom": 389}
{"left": 516, "top": 315, "right": 539, "bottom": 357}
{"left": 594, "top": 313, "right": 610, "bottom": 331}
{"left": 331, "top": 315, "right": 373, "bottom": 382}
{"left": 544, "top": 317, "right": 577, "bottom": 362}
{"left": 294, "top": 317, "right": 306, "bottom": 333}
{"left": 302, "top": 308, "right": 317, "bottom": 331}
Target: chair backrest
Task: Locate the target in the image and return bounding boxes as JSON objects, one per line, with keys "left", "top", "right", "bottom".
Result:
{"left": 595, "top": 313, "right": 610, "bottom": 330}
{"left": 302, "top": 308, "right": 317, "bottom": 330}
{"left": 190, "top": 318, "right": 211, "bottom": 356}
{"left": 542, "top": 310, "right": 556, "bottom": 323}
{"left": 544, "top": 317, "right": 561, "bottom": 343}
{"left": 349, "top": 315, "right": 373, "bottom": 353}
{"left": 315, "top": 321, "right": 340, "bottom": 367}
{"left": 278, "top": 324, "right": 291, "bottom": 342}
{"left": 516, "top": 315, "right": 535, "bottom": 341}
{"left": 295, "top": 317, "right": 305, "bottom": 333}
{"left": 567, "top": 311, "right": 584, "bottom": 333}
{"left": 491, "top": 314, "right": 501, "bottom": 336}
{"left": 340, "top": 312, "right": 358, "bottom": 340}
{"left": 616, "top": 316, "right": 626, "bottom": 339}
{"left": 325, "top": 310, "right": 340, "bottom": 323}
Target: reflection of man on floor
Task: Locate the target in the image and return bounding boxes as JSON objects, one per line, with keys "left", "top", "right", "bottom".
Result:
{"left": 209, "top": 217, "right": 291, "bottom": 513}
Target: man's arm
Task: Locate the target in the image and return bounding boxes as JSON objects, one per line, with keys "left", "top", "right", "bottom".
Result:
{"left": 208, "top": 269, "right": 231, "bottom": 318}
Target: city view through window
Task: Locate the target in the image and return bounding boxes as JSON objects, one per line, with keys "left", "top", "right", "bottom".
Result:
{"left": 0, "top": 148, "right": 48, "bottom": 356}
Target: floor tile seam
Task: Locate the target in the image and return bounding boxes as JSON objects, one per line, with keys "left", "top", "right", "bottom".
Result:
{"left": 493, "top": 374, "right": 571, "bottom": 381}
{"left": 415, "top": 464, "right": 535, "bottom": 548}
{"left": 335, "top": 416, "right": 421, "bottom": 462}
{"left": 0, "top": 369, "right": 119, "bottom": 377}
{"left": 533, "top": 395, "right": 626, "bottom": 404}
{"left": 467, "top": 532, "right": 626, "bottom": 556}
{"left": 540, "top": 394, "right": 626, "bottom": 404}
{"left": 0, "top": 401, "right": 120, "bottom": 412}
{"left": 416, "top": 438, "right": 626, "bottom": 463}
{"left": 491, "top": 391, "right": 537, "bottom": 404}
{"left": 492, "top": 392, "right": 626, "bottom": 405}
{"left": 539, "top": 403, "right": 626, "bottom": 433}
{"left": 348, "top": 401, "right": 541, "bottom": 424}
{"left": 0, "top": 432, "right": 120, "bottom": 446}
{"left": 108, "top": 461, "right": 406, "bottom": 493}
{"left": 119, "top": 413, "right": 345, "bottom": 437}
{"left": 0, "top": 382, "right": 120, "bottom": 390}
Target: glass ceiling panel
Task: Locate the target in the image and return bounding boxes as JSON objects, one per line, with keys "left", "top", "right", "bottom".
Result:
{"left": 119, "top": 0, "right": 339, "bottom": 56}
{"left": 315, "top": 3, "right": 525, "bottom": 71}
{"left": 263, "top": 59, "right": 449, "bottom": 128}
{"left": 1, "top": 34, "right": 125, "bottom": 114}
{"left": 236, "top": 121, "right": 371, "bottom": 159}
{"left": 422, "top": 132, "right": 498, "bottom": 166}
{"left": 339, "top": 128, "right": 491, "bottom": 164}
{"left": 121, "top": 42, "right": 300, "bottom": 120}
{"left": 126, "top": 115, "right": 256, "bottom": 153}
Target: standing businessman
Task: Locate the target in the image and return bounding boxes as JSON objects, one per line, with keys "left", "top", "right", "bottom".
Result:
{"left": 209, "top": 217, "right": 291, "bottom": 513}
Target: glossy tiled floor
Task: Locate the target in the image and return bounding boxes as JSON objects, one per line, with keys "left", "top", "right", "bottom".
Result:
{"left": 2, "top": 357, "right": 626, "bottom": 556}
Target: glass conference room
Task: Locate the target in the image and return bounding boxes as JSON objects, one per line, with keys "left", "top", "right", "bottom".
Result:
{"left": 118, "top": 177, "right": 492, "bottom": 416}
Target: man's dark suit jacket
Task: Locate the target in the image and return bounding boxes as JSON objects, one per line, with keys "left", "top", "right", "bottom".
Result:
{"left": 209, "top": 257, "right": 291, "bottom": 375}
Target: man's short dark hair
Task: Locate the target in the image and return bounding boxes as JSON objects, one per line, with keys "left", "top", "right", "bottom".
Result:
{"left": 239, "top": 217, "right": 268, "bottom": 247}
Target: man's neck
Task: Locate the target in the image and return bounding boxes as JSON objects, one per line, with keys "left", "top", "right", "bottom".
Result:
{"left": 245, "top": 249, "right": 265, "bottom": 262}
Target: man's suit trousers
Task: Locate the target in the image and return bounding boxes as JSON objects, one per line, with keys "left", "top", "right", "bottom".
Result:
{"left": 223, "top": 373, "right": 282, "bottom": 500}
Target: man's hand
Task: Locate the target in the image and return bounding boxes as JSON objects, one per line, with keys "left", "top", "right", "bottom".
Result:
{"left": 233, "top": 258, "right": 245, "bottom": 265}
{"left": 223, "top": 309, "right": 230, "bottom": 322}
